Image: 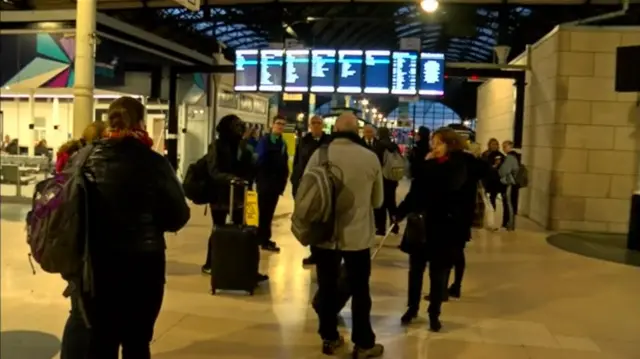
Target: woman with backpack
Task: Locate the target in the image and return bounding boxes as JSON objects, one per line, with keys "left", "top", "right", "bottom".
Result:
{"left": 373, "top": 127, "right": 402, "bottom": 236}
{"left": 57, "top": 121, "right": 106, "bottom": 359}
{"left": 78, "top": 97, "right": 189, "bottom": 359}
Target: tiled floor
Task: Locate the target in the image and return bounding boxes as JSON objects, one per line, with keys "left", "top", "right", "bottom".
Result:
{"left": 2, "top": 184, "right": 640, "bottom": 359}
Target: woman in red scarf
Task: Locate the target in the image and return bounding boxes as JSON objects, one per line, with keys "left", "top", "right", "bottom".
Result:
{"left": 62, "top": 96, "right": 190, "bottom": 359}
{"left": 395, "top": 127, "right": 488, "bottom": 332}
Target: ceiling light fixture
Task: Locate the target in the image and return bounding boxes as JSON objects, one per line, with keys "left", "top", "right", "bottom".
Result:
{"left": 420, "top": 0, "right": 439, "bottom": 13}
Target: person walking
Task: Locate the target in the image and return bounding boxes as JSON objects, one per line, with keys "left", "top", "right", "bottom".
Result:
{"left": 499, "top": 140, "right": 520, "bottom": 231}
{"left": 255, "top": 116, "right": 289, "bottom": 253}
{"left": 307, "top": 112, "right": 385, "bottom": 358}
{"left": 290, "top": 115, "right": 331, "bottom": 266}
{"left": 395, "top": 127, "right": 485, "bottom": 332}
{"left": 373, "top": 127, "right": 401, "bottom": 235}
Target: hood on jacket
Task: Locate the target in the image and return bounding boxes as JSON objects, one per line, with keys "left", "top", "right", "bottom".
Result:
{"left": 216, "top": 114, "right": 243, "bottom": 141}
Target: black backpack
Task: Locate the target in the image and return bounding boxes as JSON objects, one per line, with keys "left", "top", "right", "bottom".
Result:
{"left": 182, "top": 156, "right": 211, "bottom": 205}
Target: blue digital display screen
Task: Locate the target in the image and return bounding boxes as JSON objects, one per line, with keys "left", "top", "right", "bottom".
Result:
{"left": 234, "top": 49, "right": 259, "bottom": 92}
{"left": 259, "top": 49, "right": 284, "bottom": 92}
{"left": 310, "top": 50, "right": 337, "bottom": 93}
{"left": 418, "top": 52, "right": 445, "bottom": 96}
{"left": 337, "top": 50, "right": 363, "bottom": 93}
{"left": 391, "top": 51, "right": 418, "bottom": 95}
{"left": 284, "top": 49, "right": 310, "bottom": 93}
{"left": 364, "top": 50, "right": 391, "bottom": 94}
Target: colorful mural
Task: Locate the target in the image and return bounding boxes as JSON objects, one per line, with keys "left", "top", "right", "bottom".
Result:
{"left": 1, "top": 33, "right": 119, "bottom": 89}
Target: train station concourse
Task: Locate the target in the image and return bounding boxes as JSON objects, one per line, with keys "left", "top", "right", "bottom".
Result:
{"left": 1, "top": 0, "right": 640, "bottom": 358}
{"left": 2, "top": 184, "right": 640, "bottom": 359}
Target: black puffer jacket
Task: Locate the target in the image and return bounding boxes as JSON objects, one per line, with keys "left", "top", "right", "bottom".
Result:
{"left": 83, "top": 137, "right": 190, "bottom": 254}
{"left": 205, "top": 117, "right": 255, "bottom": 211}
{"left": 290, "top": 132, "right": 331, "bottom": 196}
{"left": 397, "top": 151, "right": 488, "bottom": 253}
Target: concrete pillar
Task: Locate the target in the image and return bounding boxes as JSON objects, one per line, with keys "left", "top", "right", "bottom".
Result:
{"left": 51, "top": 97, "right": 60, "bottom": 150}
{"left": 72, "top": 0, "right": 97, "bottom": 138}
{"left": 28, "top": 90, "right": 35, "bottom": 156}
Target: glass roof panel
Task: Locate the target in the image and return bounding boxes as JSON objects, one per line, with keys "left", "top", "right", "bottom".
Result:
{"left": 161, "top": 7, "right": 268, "bottom": 49}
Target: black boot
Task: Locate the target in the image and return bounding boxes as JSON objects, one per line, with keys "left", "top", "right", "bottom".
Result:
{"left": 423, "top": 293, "right": 449, "bottom": 302}
{"left": 448, "top": 284, "right": 461, "bottom": 299}
{"left": 401, "top": 307, "right": 418, "bottom": 325}
{"left": 429, "top": 313, "right": 442, "bottom": 332}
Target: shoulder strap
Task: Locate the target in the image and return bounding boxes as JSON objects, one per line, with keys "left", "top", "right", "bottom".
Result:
{"left": 318, "top": 145, "right": 329, "bottom": 165}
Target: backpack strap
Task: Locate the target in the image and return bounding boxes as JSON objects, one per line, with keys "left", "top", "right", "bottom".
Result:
{"left": 318, "top": 145, "right": 329, "bottom": 166}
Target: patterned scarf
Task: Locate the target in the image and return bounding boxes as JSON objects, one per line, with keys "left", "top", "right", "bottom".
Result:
{"left": 105, "top": 128, "right": 154, "bottom": 148}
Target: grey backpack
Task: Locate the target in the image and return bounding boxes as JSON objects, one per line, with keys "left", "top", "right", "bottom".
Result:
{"left": 382, "top": 150, "right": 406, "bottom": 181}
{"left": 291, "top": 145, "right": 338, "bottom": 246}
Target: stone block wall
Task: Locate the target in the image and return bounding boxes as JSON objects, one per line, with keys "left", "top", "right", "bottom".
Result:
{"left": 476, "top": 25, "right": 640, "bottom": 233}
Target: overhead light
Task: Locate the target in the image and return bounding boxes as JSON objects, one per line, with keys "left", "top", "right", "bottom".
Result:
{"left": 420, "top": 0, "right": 439, "bottom": 13}
{"left": 371, "top": 108, "right": 378, "bottom": 114}
{"left": 361, "top": 99, "right": 369, "bottom": 106}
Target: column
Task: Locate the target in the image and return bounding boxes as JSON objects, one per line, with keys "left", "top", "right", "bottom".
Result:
{"left": 51, "top": 97, "right": 60, "bottom": 151}
{"left": 28, "top": 90, "right": 35, "bottom": 156}
{"left": 72, "top": 0, "right": 97, "bottom": 138}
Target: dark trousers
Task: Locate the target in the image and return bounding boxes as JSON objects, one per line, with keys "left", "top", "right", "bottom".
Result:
{"left": 407, "top": 251, "right": 449, "bottom": 317}
{"left": 61, "top": 295, "right": 90, "bottom": 359}
{"left": 315, "top": 247, "right": 376, "bottom": 349}
{"left": 489, "top": 190, "right": 513, "bottom": 229}
{"left": 84, "top": 253, "right": 165, "bottom": 359}
{"left": 204, "top": 208, "right": 243, "bottom": 268}
{"left": 451, "top": 247, "right": 466, "bottom": 288}
{"left": 258, "top": 190, "right": 280, "bottom": 245}
{"left": 374, "top": 180, "right": 398, "bottom": 234}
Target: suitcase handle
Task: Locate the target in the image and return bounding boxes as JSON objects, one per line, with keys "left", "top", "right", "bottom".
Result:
{"left": 227, "top": 178, "right": 249, "bottom": 225}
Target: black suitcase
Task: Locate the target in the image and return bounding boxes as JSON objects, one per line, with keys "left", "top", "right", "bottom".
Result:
{"left": 312, "top": 227, "right": 393, "bottom": 313}
{"left": 210, "top": 180, "right": 260, "bottom": 295}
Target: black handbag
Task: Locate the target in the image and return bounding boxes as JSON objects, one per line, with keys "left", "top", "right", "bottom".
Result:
{"left": 399, "top": 212, "right": 427, "bottom": 254}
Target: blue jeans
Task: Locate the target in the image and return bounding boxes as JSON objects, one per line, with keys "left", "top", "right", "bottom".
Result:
{"left": 60, "top": 295, "right": 90, "bottom": 359}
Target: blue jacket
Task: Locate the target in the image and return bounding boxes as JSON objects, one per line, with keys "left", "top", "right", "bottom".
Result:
{"left": 255, "top": 134, "right": 289, "bottom": 194}
{"left": 499, "top": 152, "right": 520, "bottom": 185}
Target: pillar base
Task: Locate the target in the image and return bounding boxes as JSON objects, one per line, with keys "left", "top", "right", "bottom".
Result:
{"left": 628, "top": 194, "right": 640, "bottom": 251}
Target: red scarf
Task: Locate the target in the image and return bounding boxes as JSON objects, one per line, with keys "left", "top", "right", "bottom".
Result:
{"left": 105, "top": 128, "right": 154, "bottom": 148}
{"left": 436, "top": 155, "right": 449, "bottom": 164}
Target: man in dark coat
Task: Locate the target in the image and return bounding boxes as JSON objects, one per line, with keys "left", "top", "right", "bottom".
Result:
{"left": 290, "top": 115, "right": 331, "bottom": 266}
{"left": 255, "top": 116, "right": 290, "bottom": 252}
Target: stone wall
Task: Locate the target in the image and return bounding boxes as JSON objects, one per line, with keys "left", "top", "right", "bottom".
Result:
{"left": 475, "top": 78, "right": 516, "bottom": 148}
{"left": 476, "top": 25, "right": 640, "bottom": 233}
{"left": 548, "top": 26, "right": 640, "bottom": 233}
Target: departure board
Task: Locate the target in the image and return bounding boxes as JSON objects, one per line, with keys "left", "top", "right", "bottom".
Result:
{"left": 364, "top": 50, "right": 391, "bottom": 94}
{"left": 259, "top": 49, "right": 284, "bottom": 92}
{"left": 391, "top": 51, "right": 418, "bottom": 95}
{"left": 284, "top": 49, "right": 310, "bottom": 93}
{"left": 419, "top": 53, "right": 445, "bottom": 96}
{"left": 310, "top": 50, "right": 337, "bottom": 93}
{"left": 234, "top": 49, "right": 259, "bottom": 92}
{"left": 337, "top": 50, "right": 363, "bottom": 93}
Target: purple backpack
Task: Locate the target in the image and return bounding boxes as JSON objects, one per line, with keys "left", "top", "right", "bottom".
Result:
{"left": 26, "top": 146, "right": 93, "bottom": 276}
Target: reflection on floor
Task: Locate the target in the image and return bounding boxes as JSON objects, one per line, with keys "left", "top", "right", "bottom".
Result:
{"left": 548, "top": 232, "right": 640, "bottom": 267}
{"left": 2, "top": 188, "right": 640, "bottom": 359}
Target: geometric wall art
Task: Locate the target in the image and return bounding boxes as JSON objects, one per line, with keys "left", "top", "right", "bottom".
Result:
{"left": 3, "top": 33, "right": 75, "bottom": 89}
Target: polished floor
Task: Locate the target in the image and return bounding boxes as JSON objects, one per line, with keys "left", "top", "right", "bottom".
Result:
{"left": 2, "top": 186, "right": 640, "bottom": 359}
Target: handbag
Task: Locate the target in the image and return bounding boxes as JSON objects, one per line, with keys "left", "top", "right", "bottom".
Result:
{"left": 399, "top": 212, "right": 427, "bottom": 254}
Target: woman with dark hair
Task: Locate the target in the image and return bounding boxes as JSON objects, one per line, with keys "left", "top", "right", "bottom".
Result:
{"left": 395, "top": 127, "right": 487, "bottom": 332}
{"left": 481, "top": 138, "right": 507, "bottom": 230}
{"left": 373, "top": 127, "right": 401, "bottom": 235}
{"left": 408, "top": 126, "right": 431, "bottom": 179}
{"left": 78, "top": 96, "right": 190, "bottom": 358}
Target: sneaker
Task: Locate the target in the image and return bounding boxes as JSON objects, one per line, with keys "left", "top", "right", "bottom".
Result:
{"left": 261, "top": 241, "right": 281, "bottom": 253}
{"left": 256, "top": 273, "right": 269, "bottom": 282}
{"left": 400, "top": 308, "right": 418, "bottom": 325}
{"left": 391, "top": 223, "right": 400, "bottom": 235}
{"left": 352, "top": 343, "right": 384, "bottom": 359}
{"left": 322, "top": 336, "right": 345, "bottom": 355}
{"left": 201, "top": 266, "right": 212, "bottom": 275}
{"left": 302, "top": 256, "right": 316, "bottom": 266}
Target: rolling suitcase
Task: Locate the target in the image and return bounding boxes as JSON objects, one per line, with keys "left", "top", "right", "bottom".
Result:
{"left": 312, "top": 227, "right": 394, "bottom": 314}
{"left": 210, "top": 179, "right": 260, "bottom": 295}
